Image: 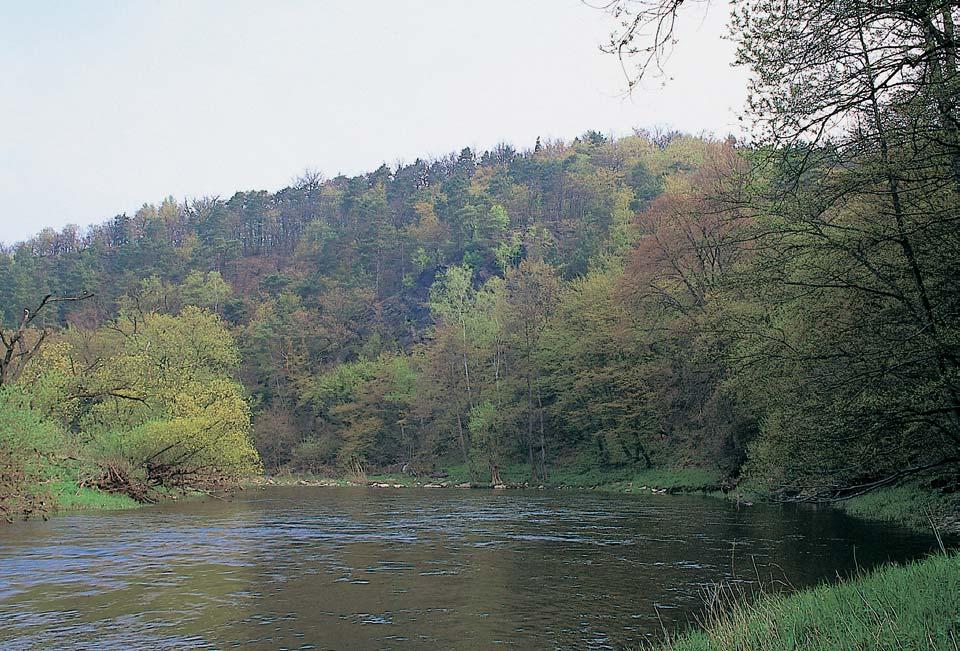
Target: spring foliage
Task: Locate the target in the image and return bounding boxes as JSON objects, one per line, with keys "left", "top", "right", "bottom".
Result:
{"left": 2, "top": 64, "right": 958, "bottom": 499}
{"left": 1, "top": 307, "right": 259, "bottom": 517}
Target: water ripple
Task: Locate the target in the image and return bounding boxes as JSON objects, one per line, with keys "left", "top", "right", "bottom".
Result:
{"left": 0, "top": 487, "right": 938, "bottom": 650}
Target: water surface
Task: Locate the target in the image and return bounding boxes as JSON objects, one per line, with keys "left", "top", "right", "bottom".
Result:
{"left": 0, "top": 487, "right": 938, "bottom": 649}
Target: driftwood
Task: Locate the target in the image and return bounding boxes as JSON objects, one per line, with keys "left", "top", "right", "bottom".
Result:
{"left": 80, "top": 458, "right": 236, "bottom": 504}
{"left": 80, "top": 461, "right": 158, "bottom": 503}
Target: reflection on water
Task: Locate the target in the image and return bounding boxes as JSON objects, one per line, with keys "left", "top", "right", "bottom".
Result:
{"left": 0, "top": 487, "right": 939, "bottom": 649}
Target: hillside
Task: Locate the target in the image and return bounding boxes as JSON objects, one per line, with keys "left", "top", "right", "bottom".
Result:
{"left": 2, "top": 127, "right": 958, "bottom": 518}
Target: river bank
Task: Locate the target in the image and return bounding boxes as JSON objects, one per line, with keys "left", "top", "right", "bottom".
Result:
{"left": 50, "top": 462, "right": 960, "bottom": 538}
{"left": 48, "top": 480, "right": 140, "bottom": 512}
{"left": 45, "top": 480, "right": 214, "bottom": 517}
{"left": 245, "top": 465, "right": 960, "bottom": 536}
{"left": 657, "top": 550, "right": 959, "bottom": 650}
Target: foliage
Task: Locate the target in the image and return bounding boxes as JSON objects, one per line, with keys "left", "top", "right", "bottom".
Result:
{"left": 540, "top": 262, "right": 659, "bottom": 467}
{"left": 0, "top": 387, "right": 65, "bottom": 520}
{"left": 2, "top": 98, "right": 957, "bottom": 513}
{"left": 7, "top": 307, "right": 260, "bottom": 510}
{"left": 180, "top": 270, "right": 231, "bottom": 312}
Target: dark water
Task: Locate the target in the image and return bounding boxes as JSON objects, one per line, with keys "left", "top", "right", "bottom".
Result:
{"left": 0, "top": 487, "right": 939, "bottom": 650}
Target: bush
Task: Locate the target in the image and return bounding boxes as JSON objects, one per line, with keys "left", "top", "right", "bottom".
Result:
{"left": 0, "top": 387, "right": 65, "bottom": 520}
{"left": 288, "top": 437, "right": 339, "bottom": 474}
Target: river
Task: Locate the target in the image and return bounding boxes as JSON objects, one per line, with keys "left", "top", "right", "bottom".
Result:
{"left": 0, "top": 487, "right": 939, "bottom": 650}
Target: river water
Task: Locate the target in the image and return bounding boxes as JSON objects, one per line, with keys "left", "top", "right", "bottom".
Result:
{"left": 0, "top": 487, "right": 939, "bottom": 650}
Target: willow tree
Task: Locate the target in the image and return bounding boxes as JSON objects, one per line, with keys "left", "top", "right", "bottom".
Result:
{"left": 0, "top": 292, "right": 92, "bottom": 387}
{"left": 23, "top": 306, "right": 260, "bottom": 497}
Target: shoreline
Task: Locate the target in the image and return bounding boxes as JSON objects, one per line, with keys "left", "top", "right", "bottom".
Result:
{"left": 659, "top": 550, "right": 959, "bottom": 650}
{"left": 42, "top": 469, "right": 960, "bottom": 539}
{"left": 42, "top": 480, "right": 213, "bottom": 519}
{"left": 31, "top": 473, "right": 960, "bottom": 650}
{"left": 243, "top": 470, "right": 960, "bottom": 537}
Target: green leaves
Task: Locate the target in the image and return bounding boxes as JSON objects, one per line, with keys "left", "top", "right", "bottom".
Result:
{"left": 17, "top": 307, "right": 261, "bottom": 493}
{"left": 0, "top": 386, "right": 65, "bottom": 518}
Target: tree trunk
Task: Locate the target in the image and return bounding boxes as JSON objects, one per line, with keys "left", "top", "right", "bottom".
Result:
{"left": 490, "top": 463, "right": 502, "bottom": 486}
{"left": 456, "top": 411, "right": 469, "bottom": 467}
{"left": 536, "top": 378, "right": 548, "bottom": 482}
{"left": 526, "top": 374, "right": 536, "bottom": 481}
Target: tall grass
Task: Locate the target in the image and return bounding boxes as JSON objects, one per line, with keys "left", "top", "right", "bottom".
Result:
{"left": 838, "top": 483, "right": 960, "bottom": 534}
{"left": 657, "top": 552, "right": 960, "bottom": 651}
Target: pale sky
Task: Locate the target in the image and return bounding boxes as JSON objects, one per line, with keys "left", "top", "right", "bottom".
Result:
{"left": 0, "top": 1, "right": 747, "bottom": 245}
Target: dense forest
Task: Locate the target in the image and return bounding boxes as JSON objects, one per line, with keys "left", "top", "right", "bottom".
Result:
{"left": 2, "top": 0, "right": 958, "bottom": 518}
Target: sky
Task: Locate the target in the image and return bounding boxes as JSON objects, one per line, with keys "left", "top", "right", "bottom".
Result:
{"left": 0, "top": 0, "right": 747, "bottom": 245}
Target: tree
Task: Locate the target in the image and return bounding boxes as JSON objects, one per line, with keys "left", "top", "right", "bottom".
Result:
{"left": 601, "top": 0, "right": 960, "bottom": 497}
{"left": 0, "top": 387, "right": 65, "bottom": 520}
{"left": 598, "top": 0, "right": 703, "bottom": 85}
{"left": 468, "top": 401, "right": 505, "bottom": 485}
{"left": 540, "top": 264, "right": 659, "bottom": 467}
{"left": 430, "top": 265, "right": 478, "bottom": 409}
{"left": 180, "top": 270, "right": 232, "bottom": 313}
{"left": 501, "top": 260, "right": 559, "bottom": 481}
{"left": 22, "top": 306, "right": 261, "bottom": 496}
{"left": 0, "top": 292, "right": 93, "bottom": 387}
{"left": 727, "top": 0, "right": 960, "bottom": 495}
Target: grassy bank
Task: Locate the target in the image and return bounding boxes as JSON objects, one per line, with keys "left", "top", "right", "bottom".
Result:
{"left": 48, "top": 480, "right": 140, "bottom": 512}
{"left": 356, "top": 463, "right": 723, "bottom": 493}
{"left": 556, "top": 467, "right": 722, "bottom": 493}
{"left": 657, "top": 551, "right": 960, "bottom": 651}
{"left": 45, "top": 480, "right": 217, "bottom": 515}
{"left": 836, "top": 483, "right": 960, "bottom": 535}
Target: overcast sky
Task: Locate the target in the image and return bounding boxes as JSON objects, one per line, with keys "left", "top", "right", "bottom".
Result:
{"left": 0, "top": 0, "right": 747, "bottom": 245}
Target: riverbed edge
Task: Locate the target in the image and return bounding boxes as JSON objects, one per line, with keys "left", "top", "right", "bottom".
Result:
{"left": 654, "top": 550, "right": 960, "bottom": 650}
{"left": 46, "top": 467, "right": 959, "bottom": 538}
{"left": 241, "top": 470, "right": 960, "bottom": 537}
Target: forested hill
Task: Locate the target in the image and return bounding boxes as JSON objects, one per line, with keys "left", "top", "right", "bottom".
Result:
{"left": 3, "top": 126, "right": 958, "bottom": 506}
{"left": 0, "top": 131, "right": 698, "bottom": 471}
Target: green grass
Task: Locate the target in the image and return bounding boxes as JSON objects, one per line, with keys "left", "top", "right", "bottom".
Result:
{"left": 48, "top": 480, "right": 140, "bottom": 511}
{"left": 658, "top": 551, "right": 960, "bottom": 650}
{"left": 836, "top": 483, "right": 960, "bottom": 534}
{"left": 546, "top": 462, "right": 722, "bottom": 493}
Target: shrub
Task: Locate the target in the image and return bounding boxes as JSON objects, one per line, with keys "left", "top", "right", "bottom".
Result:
{"left": 0, "top": 387, "right": 65, "bottom": 520}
